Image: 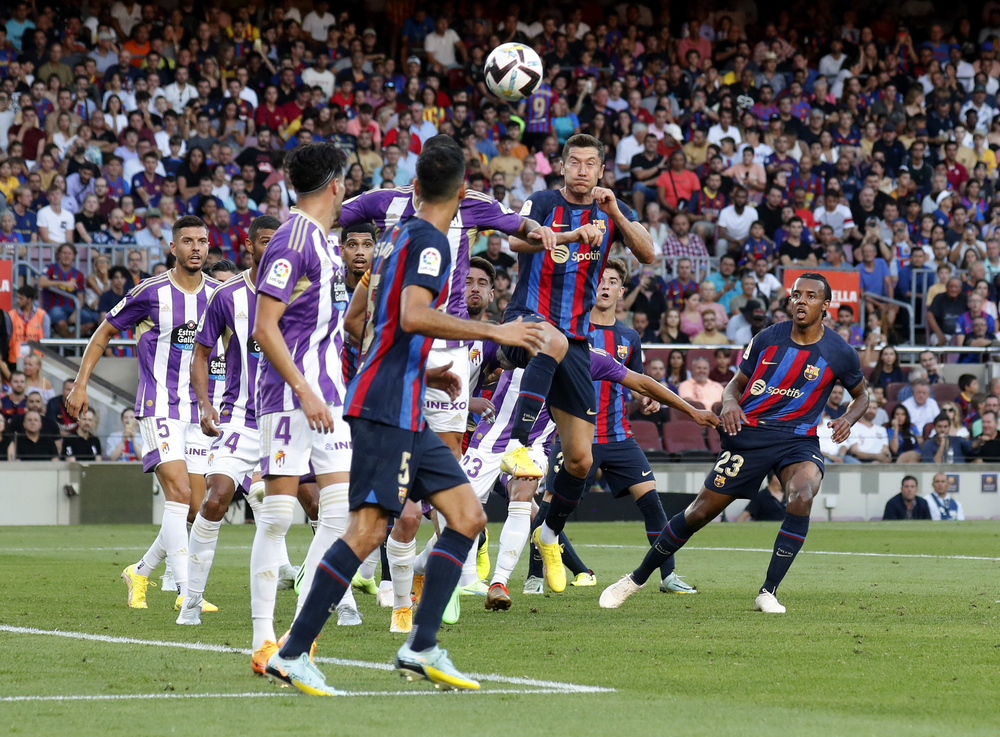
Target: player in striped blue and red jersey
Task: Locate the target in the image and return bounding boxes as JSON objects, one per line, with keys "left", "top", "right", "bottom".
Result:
{"left": 267, "top": 139, "right": 544, "bottom": 696}
{"left": 521, "top": 64, "right": 558, "bottom": 149}
{"left": 500, "top": 133, "right": 655, "bottom": 595}
{"left": 601, "top": 273, "right": 870, "bottom": 614}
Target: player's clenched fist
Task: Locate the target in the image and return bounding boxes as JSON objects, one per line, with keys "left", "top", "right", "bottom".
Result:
{"left": 592, "top": 187, "right": 622, "bottom": 218}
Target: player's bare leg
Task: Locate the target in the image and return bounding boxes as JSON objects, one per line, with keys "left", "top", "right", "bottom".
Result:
{"left": 130, "top": 460, "right": 192, "bottom": 605}
{"left": 187, "top": 472, "right": 206, "bottom": 524}
{"left": 387, "top": 500, "right": 421, "bottom": 632}
{"left": 754, "top": 461, "right": 822, "bottom": 613}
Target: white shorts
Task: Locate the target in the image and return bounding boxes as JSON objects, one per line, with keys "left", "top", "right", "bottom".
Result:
{"left": 207, "top": 424, "right": 260, "bottom": 489}
{"left": 460, "top": 443, "right": 548, "bottom": 504}
{"left": 423, "top": 345, "right": 470, "bottom": 434}
{"left": 138, "top": 416, "right": 213, "bottom": 475}
{"left": 258, "top": 405, "right": 352, "bottom": 478}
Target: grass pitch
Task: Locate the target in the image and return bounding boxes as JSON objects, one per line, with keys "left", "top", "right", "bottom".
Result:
{"left": 1, "top": 520, "right": 998, "bottom": 737}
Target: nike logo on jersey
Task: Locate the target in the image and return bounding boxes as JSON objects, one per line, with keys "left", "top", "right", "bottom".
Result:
{"left": 642, "top": 470, "right": 653, "bottom": 476}
{"left": 812, "top": 454, "right": 824, "bottom": 463}
{"left": 550, "top": 223, "right": 568, "bottom": 230}
{"left": 762, "top": 359, "right": 778, "bottom": 365}
{"left": 586, "top": 409, "right": 597, "bottom": 416}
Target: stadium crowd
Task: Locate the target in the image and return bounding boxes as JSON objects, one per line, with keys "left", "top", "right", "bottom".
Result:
{"left": 0, "top": 0, "right": 998, "bottom": 462}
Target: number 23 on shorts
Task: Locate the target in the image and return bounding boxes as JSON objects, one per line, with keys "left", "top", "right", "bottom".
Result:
{"left": 714, "top": 451, "right": 745, "bottom": 477}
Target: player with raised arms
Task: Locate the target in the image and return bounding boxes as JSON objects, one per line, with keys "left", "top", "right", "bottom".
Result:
{"left": 499, "top": 133, "right": 655, "bottom": 594}
{"left": 600, "top": 273, "right": 869, "bottom": 613}
{"left": 67, "top": 215, "right": 219, "bottom": 614}
{"left": 264, "top": 138, "right": 544, "bottom": 695}
{"left": 252, "top": 143, "right": 363, "bottom": 655}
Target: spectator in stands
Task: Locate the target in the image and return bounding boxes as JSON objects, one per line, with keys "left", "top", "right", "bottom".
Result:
{"left": 624, "top": 264, "right": 667, "bottom": 329}
{"left": 61, "top": 407, "right": 101, "bottom": 461}
{"left": 716, "top": 186, "right": 758, "bottom": 257}
{"left": 735, "top": 473, "right": 786, "bottom": 522}
{"left": 706, "top": 254, "right": 738, "bottom": 303}
{"left": 38, "top": 244, "right": 96, "bottom": 338}
{"left": 958, "top": 374, "right": 980, "bottom": 415}
{"left": 125, "top": 249, "right": 150, "bottom": 288}
{"left": 22, "top": 354, "right": 52, "bottom": 403}
{"left": 106, "top": 407, "right": 143, "bottom": 462}
{"left": 856, "top": 241, "right": 893, "bottom": 298}
{"left": 919, "top": 351, "right": 944, "bottom": 385}
{"left": 656, "top": 150, "right": 699, "bottom": 217}
{"left": 664, "top": 258, "right": 698, "bottom": 309}
{"left": 5, "top": 286, "right": 49, "bottom": 365}
{"left": 882, "top": 476, "right": 932, "bottom": 520}
{"left": 824, "top": 384, "right": 846, "bottom": 420}
{"left": 750, "top": 257, "right": 786, "bottom": 311}
{"left": 645, "top": 358, "right": 668, "bottom": 387}
{"left": 868, "top": 346, "right": 905, "bottom": 390}
{"left": 664, "top": 349, "right": 690, "bottom": 392}
{"left": 886, "top": 404, "right": 923, "bottom": 463}
{"left": 902, "top": 378, "right": 941, "bottom": 433}
{"left": 926, "top": 277, "right": 969, "bottom": 345}
{"left": 958, "top": 315, "right": 998, "bottom": 360}
{"left": 922, "top": 413, "right": 975, "bottom": 464}
{"left": 478, "top": 232, "right": 516, "bottom": 272}
{"left": 677, "top": 356, "right": 724, "bottom": 408}
{"left": 657, "top": 308, "right": 689, "bottom": 345}
{"left": 9, "top": 409, "right": 59, "bottom": 461}
{"left": 692, "top": 310, "right": 729, "bottom": 345}
{"left": 662, "top": 212, "right": 709, "bottom": 263}
{"left": 46, "top": 379, "right": 77, "bottom": 437}
{"left": 778, "top": 216, "right": 816, "bottom": 266}
{"left": 697, "top": 281, "right": 728, "bottom": 328}
{"left": 631, "top": 311, "right": 657, "bottom": 343}
{"left": 846, "top": 396, "right": 892, "bottom": 463}
{"left": 726, "top": 300, "right": 767, "bottom": 344}
{"left": 708, "top": 348, "right": 735, "bottom": 385}
{"left": 926, "top": 472, "right": 965, "bottom": 520}
{"left": 0, "top": 370, "right": 27, "bottom": 426}
{"left": 36, "top": 185, "right": 75, "bottom": 244}
{"left": 97, "top": 266, "right": 130, "bottom": 322}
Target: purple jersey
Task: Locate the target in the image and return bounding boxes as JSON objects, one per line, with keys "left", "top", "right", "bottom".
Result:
{"left": 106, "top": 271, "right": 218, "bottom": 422}
{"left": 339, "top": 186, "right": 522, "bottom": 347}
{"left": 256, "top": 209, "right": 348, "bottom": 415}
{"left": 195, "top": 271, "right": 260, "bottom": 429}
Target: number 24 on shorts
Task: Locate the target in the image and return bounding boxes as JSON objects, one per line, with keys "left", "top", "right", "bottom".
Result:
{"left": 714, "top": 451, "right": 745, "bottom": 478}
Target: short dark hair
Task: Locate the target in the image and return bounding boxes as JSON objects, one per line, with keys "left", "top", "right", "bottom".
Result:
{"left": 795, "top": 272, "right": 832, "bottom": 301}
{"left": 415, "top": 136, "right": 466, "bottom": 203}
{"left": 902, "top": 475, "right": 918, "bottom": 487}
{"left": 343, "top": 221, "right": 377, "bottom": 241}
{"left": 108, "top": 265, "right": 129, "bottom": 281}
{"left": 248, "top": 215, "right": 281, "bottom": 243}
{"left": 207, "top": 259, "right": 238, "bottom": 277}
{"left": 172, "top": 214, "right": 208, "bottom": 241}
{"left": 934, "top": 412, "right": 951, "bottom": 425}
{"left": 285, "top": 142, "right": 346, "bottom": 195}
{"left": 16, "top": 285, "right": 37, "bottom": 300}
{"left": 563, "top": 133, "right": 605, "bottom": 164}
{"left": 958, "top": 374, "right": 977, "bottom": 391}
{"left": 605, "top": 257, "right": 629, "bottom": 285}
{"left": 468, "top": 256, "right": 496, "bottom": 285}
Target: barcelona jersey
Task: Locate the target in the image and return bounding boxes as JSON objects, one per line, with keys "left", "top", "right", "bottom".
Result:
{"left": 588, "top": 320, "right": 644, "bottom": 443}
{"left": 508, "top": 189, "right": 637, "bottom": 340}
{"left": 738, "top": 321, "right": 863, "bottom": 436}
{"left": 344, "top": 218, "right": 451, "bottom": 432}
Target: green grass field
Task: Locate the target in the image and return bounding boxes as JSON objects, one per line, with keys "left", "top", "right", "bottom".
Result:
{"left": 1, "top": 521, "right": 999, "bottom": 737}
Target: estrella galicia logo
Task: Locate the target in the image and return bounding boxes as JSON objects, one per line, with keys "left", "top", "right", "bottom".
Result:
{"left": 246, "top": 335, "right": 262, "bottom": 360}
{"left": 209, "top": 356, "right": 227, "bottom": 382}
{"left": 171, "top": 320, "right": 197, "bottom": 350}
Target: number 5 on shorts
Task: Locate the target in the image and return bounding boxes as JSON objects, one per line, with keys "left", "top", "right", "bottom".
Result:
{"left": 713, "top": 451, "right": 745, "bottom": 478}
{"left": 397, "top": 451, "right": 411, "bottom": 486}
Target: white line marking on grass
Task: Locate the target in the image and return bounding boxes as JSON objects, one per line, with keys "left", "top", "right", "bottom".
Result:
{"left": 0, "top": 688, "right": 580, "bottom": 703}
{"left": 578, "top": 544, "right": 1000, "bottom": 562}
{"left": 0, "top": 626, "right": 614, "bottom": 695}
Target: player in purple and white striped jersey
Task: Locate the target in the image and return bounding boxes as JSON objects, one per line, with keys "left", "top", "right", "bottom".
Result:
{"left": 252, "top": 143, "right": 362, "bottom": 647}
{"left": 68, "top": 215, "right": 219, "bottom": 615}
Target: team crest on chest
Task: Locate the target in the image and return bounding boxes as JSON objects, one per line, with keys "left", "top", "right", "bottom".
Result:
{"left": 616, "top": 344, "right": 629, "bottom": 361}
{"left": 593, "top": 219, "right": 607, "bottom": 233}
{"left": 804, "top": 364, "right": 820, "bottom": 381}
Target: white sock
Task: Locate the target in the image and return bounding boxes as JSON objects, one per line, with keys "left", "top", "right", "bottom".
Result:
{"left": 492, "top": 502, "right": 532, "bottom": 586}
{"left": 358, "top": 547, "right": 380, "bottom": 581}
{"left": 386, "top": 535, "right": 416, "bottom": 610}
{"left": 161, "top": 501, "right": 190, "bottom": 599}
{"left": 295, "top": 483, "right": 355, "bottom": 619}
{"left": 539, "top": 521, "right": 559, "bottom": 546}
{"left": 186, "top": 513, "right": 222, "bottom": 598}
{"left": 250, "top": 495, "right": 296, "bottom": 650}
{"left": 246, "top": 483, "right": 264, "bottom": 516}
{"left": 134, "top": 530, "right": 165, "bottom": 578}
{"left": 413, "top": 533, "right": 436, "bottom": 576}
{"left": 458, "top": 536, "right": 479, "bottom": 587}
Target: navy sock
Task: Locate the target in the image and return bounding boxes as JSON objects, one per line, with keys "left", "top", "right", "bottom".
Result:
{"left": 527, "top": 500, "right": 548, "bottom": 579}
{"left": 635, "top": 491, "right": 673, "bottom": 580}
{"left": 559, "top": 532, "right": 589, "bottom": 576}
{"left": 408, "top": 528, "right": 475, "bottom": 652}
{"left": 761, "top": 513, "right": 809, "bottom": 595}
{"left": 478, "top": 529, "right": 487, "bottom": 548}
{"left": 544, "top": 465, "right": 588, "bottom": 535}
{"left": 631, "top": 511, "right": 695, "bottom": 585}
{"left": 511, "top": 354, "right": 558, "bottom": 445}
{"left": 280, "top": 539, "right": 360, "bottom": 658}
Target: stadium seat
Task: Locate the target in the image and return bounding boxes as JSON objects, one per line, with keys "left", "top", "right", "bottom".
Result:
{"left": 688, "top": 400, "right": 706, "bottom": 409}
{"left": 664, "top": 435, "right": 708, "bottom": 454}
{"left": 931, "top": 383, "right": 961, "bottom": 404}
{"left": 630, "top": 420, "right": 664, "bottom": 452}
{"left": 448, "top": 68, "right": 466, "bottom": 89}
{"left": 886, "top": 382, "right": 908, "bottom": 401}
{"left": 711, "top": 401, "right": 723, "bottom": 415}
{"left": 923, "top": 422, "right": 935, "bottom": 440}
{"left": 883, "top": 400, "right": 898, "bottom": 420}
{"left": 707, "top": 429, "right": 722, "bottom": 453}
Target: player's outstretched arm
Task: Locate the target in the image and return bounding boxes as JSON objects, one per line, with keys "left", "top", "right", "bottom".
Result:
{"left": 65, "top": 319, "right": 119, "bottom": 419}
{"left": 828, "top": 380, "right": 869, "bottom": 444}
{"left": 253, "top": 293, "right": 334, "bottom": 432}
{"left": 720, "top": 370, "right": 750, "bottom": 435}
{"left": 592, "top": 187, "right": 655, "bottom": 264}
{"left": 400, "top": 284, "right": 545, "bottom": 351}
{"left": 622, "top": 370, "right": 720, "bottom": 427}
{"left": 190, "top": 342, "right": 220, "bottom": 437}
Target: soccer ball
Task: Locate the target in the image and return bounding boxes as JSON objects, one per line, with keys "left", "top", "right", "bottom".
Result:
{"left": 484, "top": 43, "right": 543, "bottom": 102}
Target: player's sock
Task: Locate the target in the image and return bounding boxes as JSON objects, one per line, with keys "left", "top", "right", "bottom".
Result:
{"left": 279, "top": 539, "right": 359, "bottom": 658}
{"left": 413, "top": 533, "right": 436, "bottom": 576}
{"left": 540, "top": 465, "right": 588, "bottom": 542}
{"left": 386, "top": 535, "right": 416, "bottom": 609}
{"left": 381, "top": 520, "right": 393, "bottom": 581}
{"left": 407, "top": 528, "right": 475, "bottom": 652}
{"left": 250, "top": 495, "right": 296, "bottom": 650}
{"left": 295, "top": 483, "right": 349, "bottom": 618}
{"left": 761, "top": 513, "right": 810, "bottom": 596}
{"left": 492, "top": 501, "right": 532, "bottom": 586}
{"left": 134, "top": 530, "right": 166, "bottom": 578}
{"left": 631, "top": 511, "right": 695, "bottom": 585}
{"left": 635, "top": 491, "right": 674, "bottom": 580}
{"left": 186, "top": 513, "right": 222, "bottom": 598}
{"left": 245, "top": 484, "right": 264, "bottom": 516}
{"left": 559, "top": 532, "right": 588, "bottom": 576}
{"left": 162, "top": 501, "right": 190, "bottom": 598}
{"left": 526, "top": 500, "right": 549, "bottom": 579}
{"left": 358, "top": 547, "right": 380, "bottom": 581}
{"left": 511, "top": 354, "right": 558, "bottom": 445}
{"left": 458, "top": 527, "right": 480, "bottom": 587}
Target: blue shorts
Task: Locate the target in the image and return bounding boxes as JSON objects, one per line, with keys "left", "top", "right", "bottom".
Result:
{"left": 547, "top": 437, "right": 653, "bottom": 498}
{"left": 703, "top": 427, "right": 825, "bottom": 500}
{"left": 500, "top": 318, "right": 595, "bottom": 423}
{"left": 632, "top": 182, "right": 658, "bottom": 201}
{"left": 346, "top": 417, "right": 470, "bottom": 516}
{"left": 48, "top": 305, "right": 99, "bottom": 326}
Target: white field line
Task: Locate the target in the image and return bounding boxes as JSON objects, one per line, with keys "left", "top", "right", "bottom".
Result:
{"left": 0, "top": 688, "right": 576, "bottom": 703}
{"left": 576, "top": 544, "right": 1000, "bottom": 562}
{"left": 0, "top": 626, "right": 614, "bottom": 695}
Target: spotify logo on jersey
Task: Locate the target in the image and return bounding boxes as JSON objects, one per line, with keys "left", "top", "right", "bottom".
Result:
{"left": 750, "top": 379, "right": 767, "bottom": 396}
{"left": 551, "top": 244, "right": 570, "bottom": 263}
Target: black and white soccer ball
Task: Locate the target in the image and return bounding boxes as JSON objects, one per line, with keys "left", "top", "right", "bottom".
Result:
{"left": 484, "top": 43, "right": 543, "bottom": 102}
